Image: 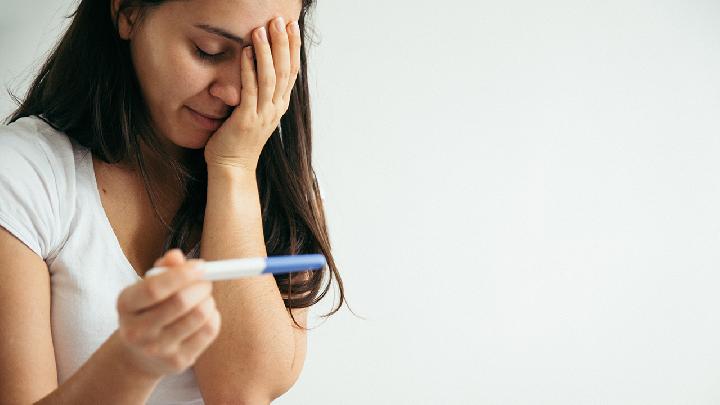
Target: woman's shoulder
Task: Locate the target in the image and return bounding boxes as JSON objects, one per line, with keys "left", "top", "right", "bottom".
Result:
{"left": 0, "top": 115, "right": 79, "bottom": 259}
{"left": 0, "top": 114, "right": 77, "bottom": 163}
{"left": 0, "top": 114, "right": 83, "bottom": 191}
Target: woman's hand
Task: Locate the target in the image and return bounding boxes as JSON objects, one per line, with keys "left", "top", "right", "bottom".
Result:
{"left": 203, "top": 16, "right": 302, "bottom": 173}
{"left": 115, "top": 249, "right": 221, "bottom": 378}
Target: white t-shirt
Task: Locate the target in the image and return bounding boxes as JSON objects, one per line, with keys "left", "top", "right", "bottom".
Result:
{"left": 0, "top": 115, "right": 204, "bottom": 404}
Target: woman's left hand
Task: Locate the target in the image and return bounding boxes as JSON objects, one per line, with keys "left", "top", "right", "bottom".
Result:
{"left": 203, "top": 16, "right": 301, "bottom": 173}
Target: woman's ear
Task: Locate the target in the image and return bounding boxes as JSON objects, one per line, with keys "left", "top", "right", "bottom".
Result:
{"left": 111, "top": 0, "right": 140, "bottom": 40}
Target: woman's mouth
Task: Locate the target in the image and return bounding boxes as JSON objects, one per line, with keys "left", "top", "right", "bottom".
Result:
{"left": 185, "top": 106, "right": 225, "bottom": 132}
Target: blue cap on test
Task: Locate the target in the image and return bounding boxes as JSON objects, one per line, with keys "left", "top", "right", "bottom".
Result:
{"left": 262, "top": 254, "right": 327, "bottom": 275}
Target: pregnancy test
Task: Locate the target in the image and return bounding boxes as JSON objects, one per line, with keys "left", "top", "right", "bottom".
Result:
{"left": 145, "top": 254, "right": 326, "bottom": 281}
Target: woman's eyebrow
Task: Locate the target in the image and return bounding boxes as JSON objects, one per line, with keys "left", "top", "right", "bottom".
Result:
{"left": 193, "top": 23, "right": 246, "bottom": 45}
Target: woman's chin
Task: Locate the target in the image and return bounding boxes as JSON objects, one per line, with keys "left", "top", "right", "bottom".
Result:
{"left": 176, "top": 129, "right": 212, "bottom": 150}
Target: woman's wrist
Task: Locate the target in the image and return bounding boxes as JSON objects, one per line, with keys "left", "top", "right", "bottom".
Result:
{"left": 205, "top": 151, "right": 259, "bottom": 177}
{"left": 206, "top": 161, "right": 258, "bottom": 189}
{"left": 107, "top": 330, "right": 165, "bottom": 385}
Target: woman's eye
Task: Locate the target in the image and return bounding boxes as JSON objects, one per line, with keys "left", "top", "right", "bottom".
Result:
{"left": 194, "top": 46, "right": 224, "bottom": 62}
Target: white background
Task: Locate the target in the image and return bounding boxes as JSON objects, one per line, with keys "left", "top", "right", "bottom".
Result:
{"left": 2, "top": 1, "right": 720, "bottom": 404}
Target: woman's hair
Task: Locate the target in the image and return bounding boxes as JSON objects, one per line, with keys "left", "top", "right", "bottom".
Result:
{"left": 4, "top": 0, "right": 346, "bottom": 329}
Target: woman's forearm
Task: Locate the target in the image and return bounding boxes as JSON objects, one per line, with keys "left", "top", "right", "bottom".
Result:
{"left": 201, "top": 166, "right": 267, "bottom": 259}
{"left": 35, "top": 331, "right": 161, "bottom": 405}
{"left": 193, "top": 166, "right": 298, "bottom": 402}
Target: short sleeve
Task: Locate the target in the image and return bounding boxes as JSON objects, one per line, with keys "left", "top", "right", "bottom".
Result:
{"left": 0, "top": 116, "right": 72, "bottom": 260}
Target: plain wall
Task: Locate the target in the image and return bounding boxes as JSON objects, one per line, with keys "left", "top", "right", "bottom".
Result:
{"left": 2, "top": 1, "right": 720, "bottom": 404}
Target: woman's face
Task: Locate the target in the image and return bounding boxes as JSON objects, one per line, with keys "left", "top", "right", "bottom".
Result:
{"left": 117, "top": 0, "right": 302, "bottom": 158}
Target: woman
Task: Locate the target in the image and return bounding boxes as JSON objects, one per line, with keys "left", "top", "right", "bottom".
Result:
{"left": 0, "top": 0, "right": 345, "bottom": 403}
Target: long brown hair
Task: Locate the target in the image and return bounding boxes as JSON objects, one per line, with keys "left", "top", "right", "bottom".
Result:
{"left": 3, "top": 0, "right": 346, "bottom": 329}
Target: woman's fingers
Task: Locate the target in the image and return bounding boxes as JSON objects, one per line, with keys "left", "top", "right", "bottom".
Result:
{"left": 160, "top": 249, "right": 186, "bottom": 267}
{"left": 253, "top": 26, "right": 275, "bottom": 111}
{"left": 116, "top": 249, "right": 220, "bottom": 376}
{"left": 270, "top": 16, "right": 291, "bottom": 105}
{"left": 153, "top": 296, "right": 218, "bottom": 352}
{"left": 177, "top": 305, "right": 222, "bottom": 359}
{"left": 284, "top": 20, "right": 301, "bottom": 104}
{"left": 239, "top": 45, "right": 258, "bottom": 114}
{"left": 118, "top": 259, "right": 202, "bottom": 313}
{"left": 152, "top": 248, "right": 183, "bottom": 268}
{"left": 129, "top": 280, "right": 213, "bottom": 340}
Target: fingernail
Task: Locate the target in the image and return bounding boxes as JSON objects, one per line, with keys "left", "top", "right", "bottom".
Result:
{"left": 274, "top": 16, "right": 285, "bottom": 32}
{"left": 291, "top": 21, "right": 300, "bottom": 35}
{"left": 258, "top": 27, "right": 267, "bottom": 42}
{"left": 245, "top": 46, "right": 253, "bottom": 59}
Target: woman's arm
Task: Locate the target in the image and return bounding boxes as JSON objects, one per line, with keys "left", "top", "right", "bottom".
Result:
{"left": 34, "top": 332, "right": 162, "bottom": 405}
{"left": 40, "top": 251, "right": 220, "bottom": 405}
{"left": 194, "top": 166, "right": 307, "bottom": 404}
{"left": 0, "top": 228, "right": 162, "bottom": 405}
{"left": 195, "top": 17, "right": 307, "bottom": 404}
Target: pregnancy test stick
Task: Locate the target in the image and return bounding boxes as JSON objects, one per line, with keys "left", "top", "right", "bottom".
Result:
{"left": 145, "top": 254, "right": 326, "bottom": 281}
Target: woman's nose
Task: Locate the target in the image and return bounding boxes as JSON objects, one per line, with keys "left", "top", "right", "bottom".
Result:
{"left": 208, "top": 68, "right": 242, "bottom": 107}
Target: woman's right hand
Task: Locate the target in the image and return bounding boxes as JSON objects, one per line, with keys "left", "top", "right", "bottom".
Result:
{"left": 115, "top": 249, "right": 221, "bottom": 378}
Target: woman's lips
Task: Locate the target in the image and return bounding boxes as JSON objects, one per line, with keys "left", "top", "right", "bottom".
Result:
{"left": 186, "top": 106, "right": 225, "bottom": 131}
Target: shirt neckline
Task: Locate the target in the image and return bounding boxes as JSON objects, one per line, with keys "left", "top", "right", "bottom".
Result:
{"left": 85, "top": 152, "right": 143, "bottom": 282}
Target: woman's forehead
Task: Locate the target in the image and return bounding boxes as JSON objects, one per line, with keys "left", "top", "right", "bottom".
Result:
{"left": 172, "top": 0, "right": 303, "bottom": 27}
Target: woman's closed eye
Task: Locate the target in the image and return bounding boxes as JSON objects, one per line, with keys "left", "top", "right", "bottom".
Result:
{"left": 194, "top": 45, "right": 225, "bottom": 62}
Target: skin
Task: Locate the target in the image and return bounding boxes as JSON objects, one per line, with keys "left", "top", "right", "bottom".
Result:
{"left": 1, "top": 1, "right": 306, "bottom": 403}
{"left": 117, "top": 252, "right": 217, "bottom": 378}
{"left": 86, "top": 0, "right": 305, "bottom": 401}
{"left": 121, "top": 0, "right": 302, "bottom": 167}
